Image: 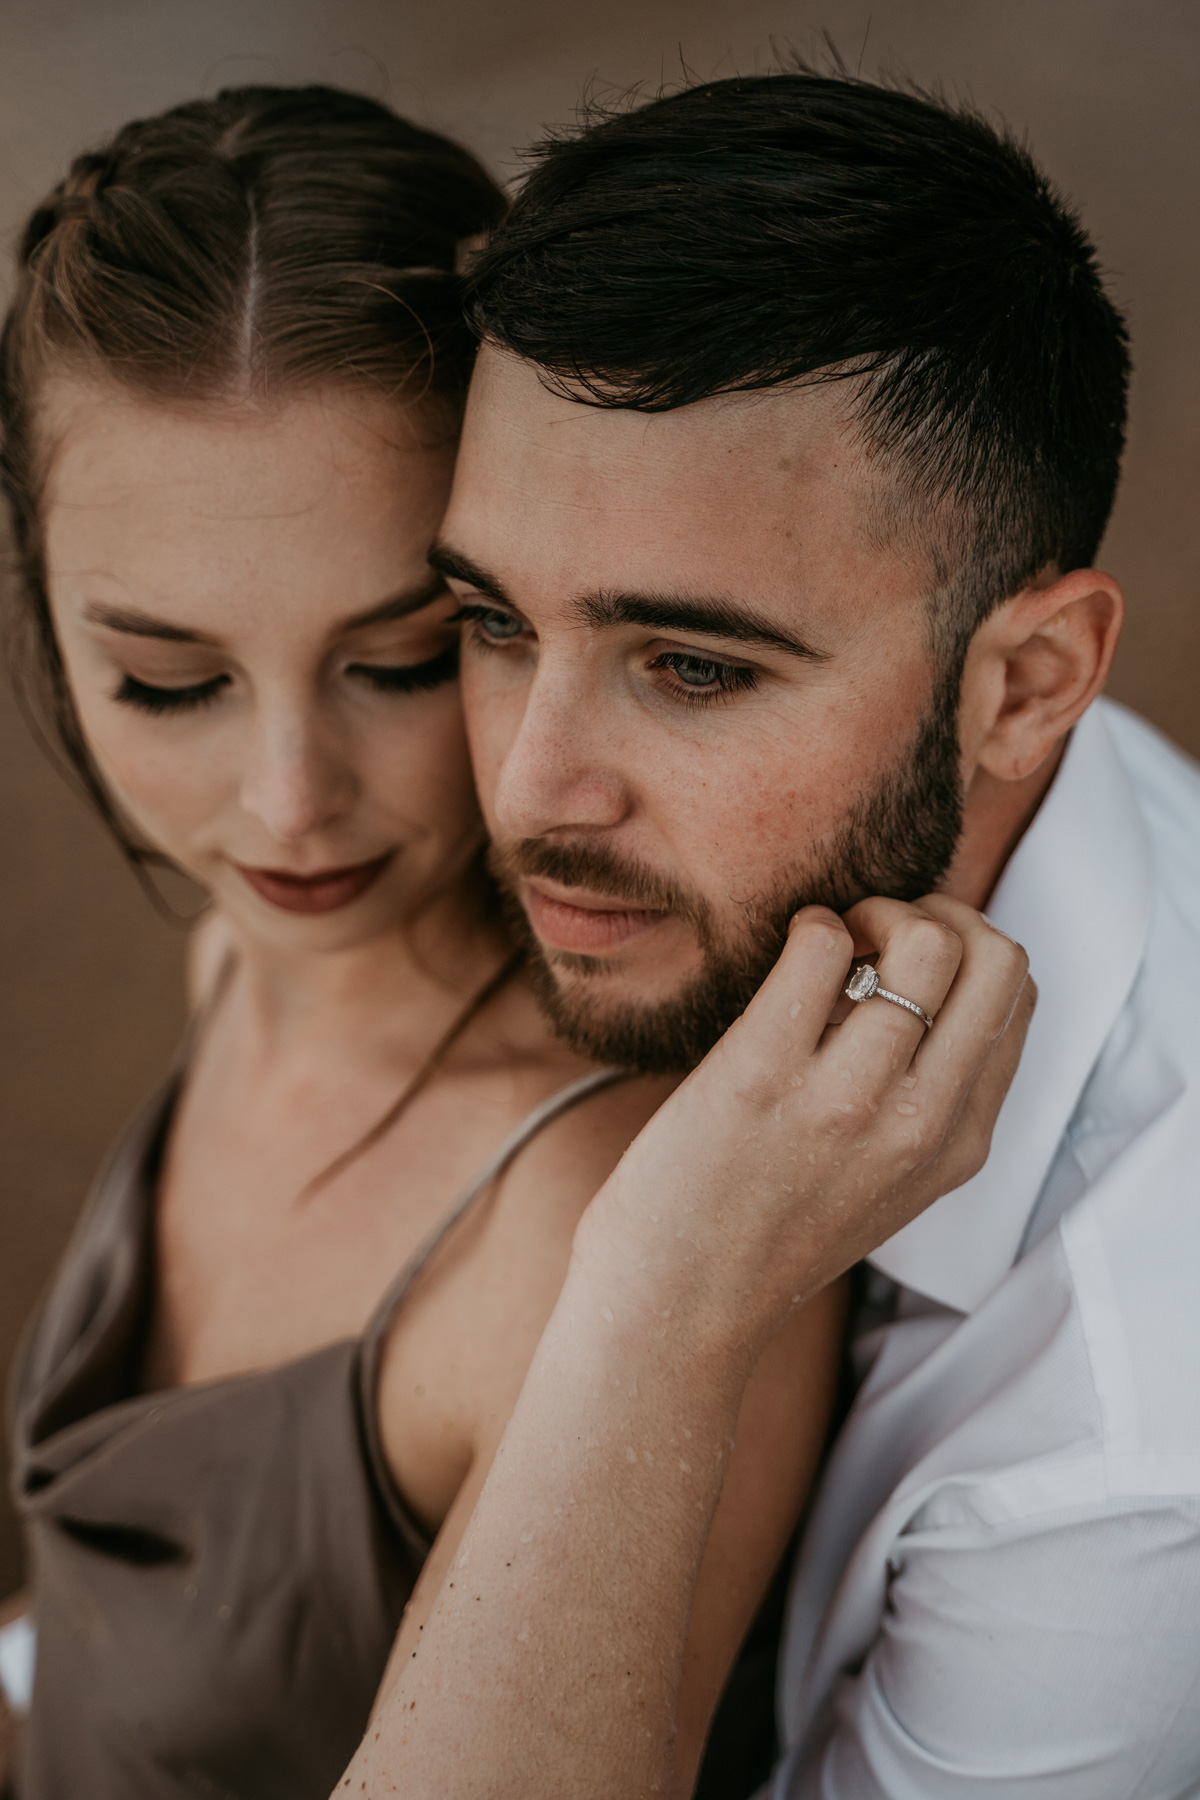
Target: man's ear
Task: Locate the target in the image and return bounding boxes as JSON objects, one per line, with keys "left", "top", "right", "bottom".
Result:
{"left": 959, "top": 569, "right": 1124, "bottom": 784}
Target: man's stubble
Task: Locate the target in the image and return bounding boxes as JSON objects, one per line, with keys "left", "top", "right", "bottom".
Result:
{"left": 491, "top": 667, "right": 964, "bottom": 1074}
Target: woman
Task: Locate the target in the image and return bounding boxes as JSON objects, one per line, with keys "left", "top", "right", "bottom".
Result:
{"left": 0, "top": 87, "right": 845, "bottom": 1797}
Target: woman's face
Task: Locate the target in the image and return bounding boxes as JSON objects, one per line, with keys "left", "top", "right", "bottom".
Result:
{"left": 43, "top": 380, "right": 476, "bottom": 951}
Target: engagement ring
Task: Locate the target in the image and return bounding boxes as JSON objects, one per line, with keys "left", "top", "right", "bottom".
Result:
{"left": 844, "top": 963, "right": 935, "bottom": 1030}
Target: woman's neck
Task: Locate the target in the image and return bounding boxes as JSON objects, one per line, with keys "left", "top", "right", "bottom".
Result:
{"left": 216, "top": 880, "right": 513, "bottom": 1066}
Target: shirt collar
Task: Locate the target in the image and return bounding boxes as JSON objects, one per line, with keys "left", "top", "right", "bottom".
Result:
{"left": 867, "top": 699, "right": 1153, "bottom": 1313}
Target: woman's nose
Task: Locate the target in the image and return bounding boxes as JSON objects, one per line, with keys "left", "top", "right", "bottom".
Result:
{"left": 238, "top": 708, "right": 357, "bottom": 845}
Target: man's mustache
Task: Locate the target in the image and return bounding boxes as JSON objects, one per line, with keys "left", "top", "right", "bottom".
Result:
{"left": 488, "top": 837, "right": 712, "bottom": 936}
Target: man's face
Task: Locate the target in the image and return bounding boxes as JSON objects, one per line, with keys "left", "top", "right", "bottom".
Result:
{"left": 440, "top": 348, "right": 963, "bottom": 1070}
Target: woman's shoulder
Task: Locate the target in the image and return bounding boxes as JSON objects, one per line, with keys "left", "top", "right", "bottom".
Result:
{"left": 490, "top": 1065, "right": 678, "bottom": 1235}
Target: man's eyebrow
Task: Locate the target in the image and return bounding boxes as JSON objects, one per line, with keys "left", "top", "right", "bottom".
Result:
{"left": 428, "top": 543, "right": 514, "bottom": 607}
{"left": 576, "top": 592, "right": 828, "bottom": 662}
{"left": 82, "top": 575, "right": 448, "bottom": 646}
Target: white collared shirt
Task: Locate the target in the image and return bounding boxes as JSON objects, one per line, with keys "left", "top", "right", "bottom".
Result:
{"left": 772, "top": 699, "right": 1200, "bottom": 1800}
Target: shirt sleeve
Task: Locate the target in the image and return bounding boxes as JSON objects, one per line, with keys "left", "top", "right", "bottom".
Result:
{"left": 775, "top": 1498, "right": 1200, "bottom": 1800}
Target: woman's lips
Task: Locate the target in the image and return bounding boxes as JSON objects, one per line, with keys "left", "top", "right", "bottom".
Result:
{"left": 234, "top": 853, "right": 393, "bottom": 915}
{"left": 524, "top": 880, "right": 669, "bottom": 954}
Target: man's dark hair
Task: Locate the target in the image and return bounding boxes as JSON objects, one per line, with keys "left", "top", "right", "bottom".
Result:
{"left": 468, "top": 72, "right": 1130, "bottom": 648}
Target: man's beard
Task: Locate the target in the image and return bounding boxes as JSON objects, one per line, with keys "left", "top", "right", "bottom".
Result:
{"left": 491, "top": 674, "right": 964, "bottom": 1075}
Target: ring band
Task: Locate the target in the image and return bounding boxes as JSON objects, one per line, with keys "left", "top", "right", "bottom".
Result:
{"left": 844, "top": 963, "right": 935, "bottom": 1030}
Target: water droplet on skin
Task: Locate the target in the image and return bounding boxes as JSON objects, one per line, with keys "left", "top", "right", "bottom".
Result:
{"left": 601, "top": 1305, "right": 614, "bottom": 1323}
{"left": 679, "top": 1459, "right": 692, "bottom": 1473}
{"left": 789, "top": 1001, "right": 802, "bottom": 1019}
{"left": 895, "top": 1102, "right": 919, "bottom": 1115}
{"left": 774, "top": 1101, "right": 783, "bottom": 1120}
{"left": 519, "top": 1531, "right": 534, "bottom": 1544}
{"left": 791, "top": 1073, "right": 805, "bottom": 1088}
{"left": 626, "top": 1447, "right": 638, "bottom": 1462}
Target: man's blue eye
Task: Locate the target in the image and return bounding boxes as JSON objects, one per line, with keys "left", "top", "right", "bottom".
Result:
{"left": 445, "top": 604, "right": 525, "bottom": 642}
{"left": 479, "top": 609, "right": 523, "bottom": 640}
{"left": 650, "top": 652, "right": 758, "bottom": 705}
{"left": 674, "top": 657, "right": 721, "bottom": 687}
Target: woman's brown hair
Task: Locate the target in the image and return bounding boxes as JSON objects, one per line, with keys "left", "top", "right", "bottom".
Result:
{"left": 0, "top": 84, "right": 505, "bottom": 873}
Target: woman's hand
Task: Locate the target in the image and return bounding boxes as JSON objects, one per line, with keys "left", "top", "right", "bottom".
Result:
{"left": 578, "top": 893, "right": 1034, "bottom": 1370}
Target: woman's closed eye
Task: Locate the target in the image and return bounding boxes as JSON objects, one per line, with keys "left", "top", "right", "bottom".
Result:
{"left": 114, "top": 672, "right": 231, "bottom": 715}
{"left": 346, "top": 641, "right": 459, "bottom": 694}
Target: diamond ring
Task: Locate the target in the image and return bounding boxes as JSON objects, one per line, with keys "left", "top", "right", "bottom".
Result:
{"left": 844, "top": 962, "right": 935, "bottom": 1030}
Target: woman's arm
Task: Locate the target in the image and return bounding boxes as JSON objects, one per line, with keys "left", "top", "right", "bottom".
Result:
{"left": 338, "top": 897, "right": 1033, "bottom": 1800}
{"left": 371, "top": 1279, "right": 846, "bottom": 1787}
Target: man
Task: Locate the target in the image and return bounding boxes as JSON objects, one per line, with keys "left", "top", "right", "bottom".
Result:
{"left": 344, "top": 73, "right": 1200, "bottom": 1798}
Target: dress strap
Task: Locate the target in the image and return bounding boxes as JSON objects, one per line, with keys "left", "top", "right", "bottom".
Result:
{"left": 357, "top": 1064, "right": 629, "bottom": 1543}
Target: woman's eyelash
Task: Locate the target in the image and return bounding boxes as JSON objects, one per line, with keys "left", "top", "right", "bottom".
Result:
{"left": 347, "top": 642, "right": 460, "bottom": 693}
{"left": 114, "top": 673, "right": 230, "bottom": 715}
{"left": 650, "top": 652, "right": 758, "bottom": 706}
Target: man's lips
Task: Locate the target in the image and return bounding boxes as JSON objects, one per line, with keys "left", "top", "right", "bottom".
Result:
{"left": 233, "top": 852, "right": 393, "bottom": 915}
{"left": 523, "top": 879, "right": 670, "bottom": 954}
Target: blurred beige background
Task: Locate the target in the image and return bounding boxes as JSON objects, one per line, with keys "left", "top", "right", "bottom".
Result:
{"left": 1, "top": 0, "right": 1197, "bottom": 1592}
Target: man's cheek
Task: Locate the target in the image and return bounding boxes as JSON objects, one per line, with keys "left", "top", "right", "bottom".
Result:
{"left": 460, "top": 669, "right": 516, "bottom": 824}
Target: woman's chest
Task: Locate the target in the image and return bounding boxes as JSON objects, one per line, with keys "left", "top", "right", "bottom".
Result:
{"left": 141, "top": 1063, "right": 577, "bottom": 1527}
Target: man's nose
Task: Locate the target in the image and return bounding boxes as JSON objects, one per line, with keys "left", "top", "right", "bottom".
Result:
{"left": 490, "top": 662, "right": 630, "bottom": 842}
{"left": 239, "top": 703, "right": 357, "bottom": 846}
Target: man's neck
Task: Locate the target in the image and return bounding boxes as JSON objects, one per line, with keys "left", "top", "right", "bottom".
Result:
{"left": 945, "top": 736, "right": 1068, "bottom": 910}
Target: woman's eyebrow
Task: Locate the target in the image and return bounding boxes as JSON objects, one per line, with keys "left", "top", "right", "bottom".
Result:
{"left": 339, "top": 574, "right": 451, "bottom": 631}
{"left": 83, "top": 603, "right": 216, "bottom": 644}
{"left": 83, "top": 574, "right": 449, "bottom": 646}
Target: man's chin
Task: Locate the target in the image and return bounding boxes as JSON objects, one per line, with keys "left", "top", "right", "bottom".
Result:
{"left": 522, "top": 942, "right": 766, "bottom": 1076}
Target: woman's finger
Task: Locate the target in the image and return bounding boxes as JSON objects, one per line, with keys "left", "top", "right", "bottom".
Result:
{"left": 916, "top": 965, "right": 1037, "bottom": 1198}
{"left": 826, "top": 895, "right": 966, "bottom": 1084}
{"left": 711, "top": 905, "right": 854, "bottom": 1086}
{"left": 902, "top": 896, "right": 1033, "bottom": 1137}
